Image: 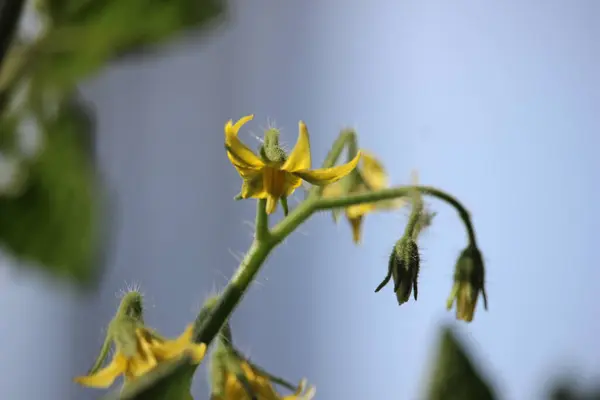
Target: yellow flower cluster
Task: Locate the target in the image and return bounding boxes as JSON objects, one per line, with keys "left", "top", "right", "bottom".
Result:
{"left": 75, "top": 324, "right": 206, "bottom": 389}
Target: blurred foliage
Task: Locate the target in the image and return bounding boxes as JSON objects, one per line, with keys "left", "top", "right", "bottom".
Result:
{"left": 550, "top": 381, "right": 600, "bottom": 400}
{"left": 425, "top": 326, "right": 496, "bottom": 400}
{"left": 32, "top": 0, "right": 226, "bottom": 88}
{"left": 0, "top": 94, "right": 100, "bottom": 284}
{"left": 0, "top": 0, "right": 226, "bottom": 285}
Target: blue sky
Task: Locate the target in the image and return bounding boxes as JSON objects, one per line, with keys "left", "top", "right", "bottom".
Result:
{"left": 1, "top": 1, "right": 598, "bottom": 399}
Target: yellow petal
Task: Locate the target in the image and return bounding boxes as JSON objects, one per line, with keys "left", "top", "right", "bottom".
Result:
{"left": 224, "top": 115, "right": 265, "bottom": 172}
{"left": 225, "top": 115, "right": 254, "bottom": 137}
{"left": 283, "top": 172, "right": 303, "bottom": 197}
{"left": 74, "top": 353, "right": 127, "bottom": 388}
{"left": 346, "top": 202, "right": 376, "bottom": 219}
{"left": 227, "top": 148, "right": 264, "bottom": 179}
{"left": 187, "top": 343, "right": 207, "bottom": 364}
{"left": 240, "top": 174, "right": 268, "bottom": 199}
{"left": 361, "top": 151, "right": 388, "bottom": 189}
{"left": 293, "top": 151, "right": 361, "bottom": 185}
{"left": 348, "top": 216, "right": 364, "bottom": 244}
{"left": 126, "top": 354, "right": 157, "bottom": 380}
{"left": 266, "top": 195, "right": 278, "bottom": 214}
{"left": 152, "top": 324, "right": 205, "bottom": 362}
{"left": 283, "top": 379, "right": 316, "bottom": 400}
{"left": 281, "top": 121, "right": 311, "bottom": 172}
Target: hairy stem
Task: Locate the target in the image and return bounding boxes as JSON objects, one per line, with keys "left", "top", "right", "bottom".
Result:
{"left": 255, "top": 198, "right": 269, "bottom": 241}
{"left": 316, "top": 185, "right": 478, "bottom": 247}
{"left": 194, "top": 184, "right": 476, "bottom": 352}
{"left": 404, "top": 188, "right": 423, "bottom": 238}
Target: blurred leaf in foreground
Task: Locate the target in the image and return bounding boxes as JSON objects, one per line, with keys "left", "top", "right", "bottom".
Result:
{"left": 550, "top": 379, "right": 600, "bottom": 400}
{"left": 33, "top": 0, "right": 226, "bottom": 88}
{"left": 0, "top": 93, "right": 103, "bottom": 286}
{"left": 102, "top": 355, "right": 197, "bottom": 400}
{"left": 425, "top": 326, "right": 496, "bottom": 400}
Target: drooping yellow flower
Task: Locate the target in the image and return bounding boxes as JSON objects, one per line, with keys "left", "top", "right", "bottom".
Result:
{"left": 75, "top": 324, "right": 207, "bottom": 389}
{"left": 225, "top": 115, "right": 362, "bottom": 214}
{"left": 212, "top": 361, "right": 316, "bottom": 400}
{"left": 323, "top": 152, "right": 414, "bottom": 243}
{"left": 446, "top": 246, "right": 488, "bottom": 323}
{"left": 447, "top": 281, "right": 481, "bottom": 322}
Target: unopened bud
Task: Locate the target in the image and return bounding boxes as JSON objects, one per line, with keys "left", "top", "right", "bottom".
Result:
{"left": 375, "top": 237, "right": 420, "bottom": 305}
{"left": 446, "top": 245, "right": 488, "bottom": 322}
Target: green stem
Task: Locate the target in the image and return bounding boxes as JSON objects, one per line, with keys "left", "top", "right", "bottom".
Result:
{"left": 193, "top": 198, "right": 316, "bottom": 344}
{"left": 255, "top": 198, "right": 269, "bottom": 241}
{"left": 316, "top": 185, "right": 478, "bottom": 247}
{"left": 194, "top": 185, "right": 476, "bottom": 347}
{"left": 194, "top": 239, "right": 274, "bottom": 344}
{"left": 404, "top": 189, "right": 423, "bottom": 238}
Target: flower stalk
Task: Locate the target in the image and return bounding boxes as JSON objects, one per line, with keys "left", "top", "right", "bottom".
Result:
{"left": 193, "top": 129, "right": 480, "bottom": 349}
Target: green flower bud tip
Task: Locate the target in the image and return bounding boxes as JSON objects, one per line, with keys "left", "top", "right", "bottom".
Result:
{"left": 115, "top": 289, "right": 145, "bottom": 322}
{"left": 260, "top": 127, "right": 287, "bottom": 163}
{"left": 375, "top": 237, "right": 421, "bottom": 306}
{"left": 446, "top": 245, "right": 488, "bottom": 323}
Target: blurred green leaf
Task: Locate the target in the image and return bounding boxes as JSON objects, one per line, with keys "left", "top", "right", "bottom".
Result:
{"left": 0, "top": 94, "right": 102, "bottom": 286}
{"left": 102, "top": 355, "right": 196, "bottom": 400}
{"left": 0, "top": 0, "right": 26, "bottom": 67}
{"left": 550, "top": 379, "right": 600, "bottom": 400}
{"left": 34, "top": 0, "right": 226, "bottom": 88}
{"left": 425, "top": 326, "right": 497, "bottom": 400}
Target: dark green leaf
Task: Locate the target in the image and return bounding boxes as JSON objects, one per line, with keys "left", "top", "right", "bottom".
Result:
{"left": 425, "top": 326, "right": 497, "bottom": 400}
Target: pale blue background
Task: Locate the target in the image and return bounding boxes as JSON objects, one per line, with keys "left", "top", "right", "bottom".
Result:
{"left": 1, "top": 1, "right": 599, "bottom": 399}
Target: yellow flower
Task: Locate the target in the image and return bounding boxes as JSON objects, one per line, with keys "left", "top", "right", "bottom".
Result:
{"left": 74, "top": 324, "right": 207, "bottom": 389}
{"left": 447, "top": 282, "right": 480, "bottom": 322}
{"left": 225, "top": 115, "right": 362, "bottom": 214}
{"left": 323, "top": 152, "right": 414, "bottom": 243}
{"left": 212, "top": 361, "right": 316, "bottom": 400}
{"left": 446, "top": 246, "right": 488, "bottom": 323}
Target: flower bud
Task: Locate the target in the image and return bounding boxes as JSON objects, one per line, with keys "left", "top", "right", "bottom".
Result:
{"left": 446, "top": 245, "right": 488, "bottom": 322}
{"left": 375, "top": 237, "right": 420, "bottom": 305}
{"left": 74, "top": 290, "right": 206, "bottom": 391}
{"left": 209, "top": 324, "right": 316, "bottom": 400}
